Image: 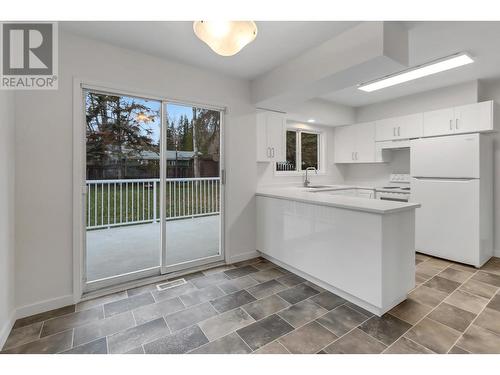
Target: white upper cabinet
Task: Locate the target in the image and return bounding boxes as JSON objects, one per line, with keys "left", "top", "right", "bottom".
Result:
{"left": 375, "top": 113, "right": 423, "bottom": 141}
{"left": 334, "top": 122, "right": 379, "bottom": 163}
{"left": 423, "top": 101, "right": 495, "bottom": 137}
{"left": 256, "top": 110, "right": 286, "bottom": 162}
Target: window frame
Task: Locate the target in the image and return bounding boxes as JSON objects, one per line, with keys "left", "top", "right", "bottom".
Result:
{"left": 274, "top": 125, "right": 326, "bottom": 176}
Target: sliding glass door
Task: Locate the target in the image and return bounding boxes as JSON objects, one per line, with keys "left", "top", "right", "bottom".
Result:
{"left": 83, "top": 89, "right": 223, "bottom": 291}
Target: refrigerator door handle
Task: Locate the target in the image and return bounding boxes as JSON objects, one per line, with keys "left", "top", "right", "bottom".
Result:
{"left": 412, "top": 177, "right": 476, "bottom": 181}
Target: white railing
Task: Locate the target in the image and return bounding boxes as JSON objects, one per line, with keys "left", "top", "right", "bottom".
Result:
{"left": 86, "top": 177, "right": 221, "bottom": 229}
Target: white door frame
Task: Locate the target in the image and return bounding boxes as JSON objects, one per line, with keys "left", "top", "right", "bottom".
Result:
{"left": 72, "top": 78, "right": 226, "bottom": 301}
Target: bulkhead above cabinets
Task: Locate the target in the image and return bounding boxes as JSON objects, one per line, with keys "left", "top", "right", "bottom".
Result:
{"left": 334, "top": 100, "right": 498, "bottom": 164}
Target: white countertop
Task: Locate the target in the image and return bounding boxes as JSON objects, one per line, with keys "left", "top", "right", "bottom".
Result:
{"left": 256, "top": 185, "right": 420, "bottom": 214}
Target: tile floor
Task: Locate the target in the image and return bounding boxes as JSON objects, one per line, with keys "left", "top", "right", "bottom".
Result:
{"left": 2, "top": 254, "right": 500, "bottom": 354}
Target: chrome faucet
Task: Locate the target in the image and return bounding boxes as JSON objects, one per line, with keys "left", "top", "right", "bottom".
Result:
{"left": 303, "top": 167, "right": 317, "bottom": 187}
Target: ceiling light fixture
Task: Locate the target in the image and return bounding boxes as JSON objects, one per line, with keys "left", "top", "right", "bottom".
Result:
{"left": 307, "top": 119, "right": 316, "bottom": 123}
{"left": 193, "top": 21, "right": 257, "bottom": 57}
{"left": 358, "top": 53, "right": 474, "bottom": 92}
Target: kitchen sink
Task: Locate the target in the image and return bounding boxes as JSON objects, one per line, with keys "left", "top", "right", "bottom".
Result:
{"left": 306, "top": 185, "right": 333, "bottom": 189}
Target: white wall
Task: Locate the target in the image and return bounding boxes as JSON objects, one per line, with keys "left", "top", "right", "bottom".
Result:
{"left": 353, "top": 80, "right": 500, "bottom": 257}
{"left": 0, "top": 91, "right": 16, "bottom": 346}
{"left": 14, "top": 31, "right": 257, "bottom": 311}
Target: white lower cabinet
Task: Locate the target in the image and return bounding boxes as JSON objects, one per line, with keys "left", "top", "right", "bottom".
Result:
{"left": 256, "top": 110, "right": 286, "bottom": 162}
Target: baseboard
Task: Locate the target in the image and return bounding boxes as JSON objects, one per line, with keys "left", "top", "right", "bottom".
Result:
{"left": 226, "top": 250, "right": 260, "bottom": 264}
{"left": 15, "top": 294, "right": 75, "bottom": 320}
{"left": 0, "top": 310, "right": 16, "bottom": 350}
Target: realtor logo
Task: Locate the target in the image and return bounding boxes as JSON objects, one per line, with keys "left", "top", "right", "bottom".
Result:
{"left": 0, "top": 22, "right": 58, "bottom": 89}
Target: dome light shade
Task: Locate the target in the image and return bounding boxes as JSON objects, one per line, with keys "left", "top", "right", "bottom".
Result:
{"left": 193, "top": 21, "right": 257, "bottom": 57}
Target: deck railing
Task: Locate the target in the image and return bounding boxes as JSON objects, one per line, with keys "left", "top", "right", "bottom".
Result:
{"left": 86, "top": 177, "right": 221, "bottom": 229}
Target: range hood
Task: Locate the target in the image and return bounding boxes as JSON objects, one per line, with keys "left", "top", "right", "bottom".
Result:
{"left": 376, "top": 139, "right": 411, "bottom": 150}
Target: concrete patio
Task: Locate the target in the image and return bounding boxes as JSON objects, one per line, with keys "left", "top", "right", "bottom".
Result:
{"left": 86, "top": 215, "right": 220, "bottom": 281}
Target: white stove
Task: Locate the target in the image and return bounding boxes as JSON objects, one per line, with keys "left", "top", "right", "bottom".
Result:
{"left": 375, "top": 174, "right": 411, "bottom": 202}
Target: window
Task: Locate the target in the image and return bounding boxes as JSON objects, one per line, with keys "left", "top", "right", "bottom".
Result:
{"left": 276, "top": 129, "right": 321, "bottom": 173}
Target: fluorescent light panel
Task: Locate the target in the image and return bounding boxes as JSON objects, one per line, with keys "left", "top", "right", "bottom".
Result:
{"left": 358, "top": 53, "right": 474, "bottom": 92}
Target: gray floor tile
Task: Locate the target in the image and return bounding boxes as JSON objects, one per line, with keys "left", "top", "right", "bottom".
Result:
{"left": 384, "top": 337, "right": 433, "bottom": 354}
{"left": 486, "top": 293, "right": 500, "bottom": 312}
{"left": 388, "top": 298, "right": 432, "bottom": 325}
{"left": 408, "top": 285, "right": 449, "bottom": 308}
{"left": 358, "top": 314, "right": 412, "bottom": 346}
{"left": 247, "top": 279, "right": 287, "bottom": 299}
{"left": 126, "top": 283, "right": 157, "bottom": 297}
{"left": 190, "top": 332, "right": 252, "bottom": 354}
{"left": 427, "top": 303, "right": 476, "bottom": 332}
{"left": 190, "top": 273, "right": 230, "bottom": 289}
{"left": 278, "top": 299, "right": 327, "bottom": 328}
{"left": 104, "top": 292, "right": 155, "bottom": 317}
{"left": 242, "top": 294, "right": 290, "bottom": 321}
{"left": 460, "top": 279, "right": 498, "bottom": 299}
{"left": 210, "top": 290, "right": 256, "bottom": 313}
{"left": 457, "top": 324, "right": 500, "bottom": 353}
{"left": 236, "top": 314, "right": 294, "bottom": 351}
{"left": 152, "top": 282, "right": 198, "bottom": 302}
{"left": 165, "top": 302, "right": 217, "bottom": 332}
{"left": 317, "top": 305, "right": 369, "bottom": 336}
{"left": 344, "top": 302, "right": 374, "bottom": 317}
{"left": 203, "top": 265, "right": 236, "bottom": 276}
{"left": 303, "top": 281, "right": 326, "bottom": 293}
{"left": 76, "top": 291, "right": 128, "bottom": 312}
{"left": 62, "top": 337, "right": 107, "bottom": 354}
{"left": 480, "top": 257, "right": 500, "bottom": 276}
{"left": 438, "top": 268, "right": 474, "bottom": 283}
{"left": 144, "top": 325, "right": 208, "bottom": 354}
{"left": 125, "top": 346, "right": 145, "bottom": 354}
{"left": 41, "top": 306, "right": 104, "bottom": 337}
{"left": 310, "top": 291, "right": 346, "bottom": 310}
{"left": 198, "top": 308, "right": 254, "bottom": 341}
{"left": 277, "top": 283, "right": 320, "bottom": 305}
{"left": 446, "top": 290, "right": 489, "bottom": 314}
{"left": 250, "top": 268, "right": 286, "bottom": 283}
{"left": 133, "top": 297, "right": 185, "bottom": 325}
{"left": 448, "top": 345, "right": 469, "bottom": 354}
{"left": 74, "top": 311, "right": 136, "bottom": 346}
{"left": 474, "top": 307, "right": 500, "bottom": 335}
{"left": 279, "top": 321, "right": 337, "bottom": 354}
{"left": 424, "top": 276, "right": 461, "bottom": 294}
{"left": 405, "top": 318, "right": 460, "bottom": 354}
{"left": 324, "top": 328, "right": 387, "bottom": 354}
{"left": 179, "top": 285, "right": 224, "bottom": 307}
{"left": 3, "top": 322, "right": 42, "bottom": 350}
{"left": 181, "top": 271, "right": 207, "bottom": 281}
{"left": 224, "top": 265, "right": 260, "bottom": 279}
{"left": 252, "top": 261, "right": 276, "bottom": 271}
{"left": 217, "top": 275, "right": 259, "bottom": 294}
{"left": 232, "top": 258, "right": 260, "bottom": 267}
{"left": 107, "top": 318, "right": 169, "bottom": 354}
{"left": 276, "top": 273, "right": 306, "bottom": 287}
{"left": 253, "top": 341, "right": 290, "bottom": 354}
{"left": 12, "top": 305, "right": 75, "bottom": 330}
{"left": 1, "top": 330, "right": 73, "bottom": 354}
{"left": 471, "top": 271, "right": 500, "bottom": 287}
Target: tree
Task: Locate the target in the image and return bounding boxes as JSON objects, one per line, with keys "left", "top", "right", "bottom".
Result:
{"left": 86, "top": 93, "right": 160, "bottom": 179}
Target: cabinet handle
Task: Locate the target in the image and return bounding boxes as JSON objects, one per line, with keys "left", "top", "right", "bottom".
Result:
{"left": 355, "top": 152, "right": 358, "bottom": 160}
{"left": 455, "top": 119, "right": 459, "bottom": 130}
{"left": 393, "top": 127, "right": 396, "bottom": 136}
{"left": 398, "top": 126, "right": 401, "bottom": 136}
{"left": 267, "top": 147, "right": 271, "bottom": 158}
{"left": 449, "top": 119, "right": 453, "bottom": 130}
{"left": 271, "top": 148, "right": 275, "bottom": 158}
{"left": 352, "top": 152, "right": 354, "bottom": 160}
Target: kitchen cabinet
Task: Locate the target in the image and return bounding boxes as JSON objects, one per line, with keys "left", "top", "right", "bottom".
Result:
{"left": 375, "top": 113, "right": 423, "bottom": 141}
{"left": 334, "top": 122, "right": 383, "bottom": 163}
{"left": 256, "top": 110, "right": 286, "bottom": 162}
{"left": 423, "top": 101, "right": 495, "bottom": 137}
{"left": 335, "top": 122, "right": 375, "bottom": 163}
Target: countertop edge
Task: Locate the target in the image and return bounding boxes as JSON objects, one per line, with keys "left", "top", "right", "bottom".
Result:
{"left": 255, "top": 192, "right": 421, "bottom": 215}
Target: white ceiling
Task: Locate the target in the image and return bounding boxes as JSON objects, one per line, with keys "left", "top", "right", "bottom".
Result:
{"left": 61, "top": 21, "right": 358, "bottom": 79}
{"left": 61, "top": 21, "right": 500, "bottom": 108}
{"left": 321, "top": 21, "right": 500, "bottom": 106}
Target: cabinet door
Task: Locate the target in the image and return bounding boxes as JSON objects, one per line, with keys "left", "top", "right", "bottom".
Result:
{"left": 375, "top": 118, "right": 398, "bottom": 141}
{"left": 266, "top": 111, "right": 286, "bottom": 162}
{"left": 354, "top": 122, "right": 376, "bottom": 162}
{"left": 454, "top": 101, "right": 493, "bottom": 134}
{"left": 396, "top": 113, "right": 423, "bottom": 139}
{"left": 256, "top": 112, "right": 271, "bottom": 162}
{"left": 334, "top": 125, "right": 356, "bottom": 163}
{"left": 423, "top": 107, "right": 454, "bottom": 137}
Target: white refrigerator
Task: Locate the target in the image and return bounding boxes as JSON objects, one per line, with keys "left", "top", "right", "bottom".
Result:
{"left": 410, "top": 133, "right": 493, "bottom": 267}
